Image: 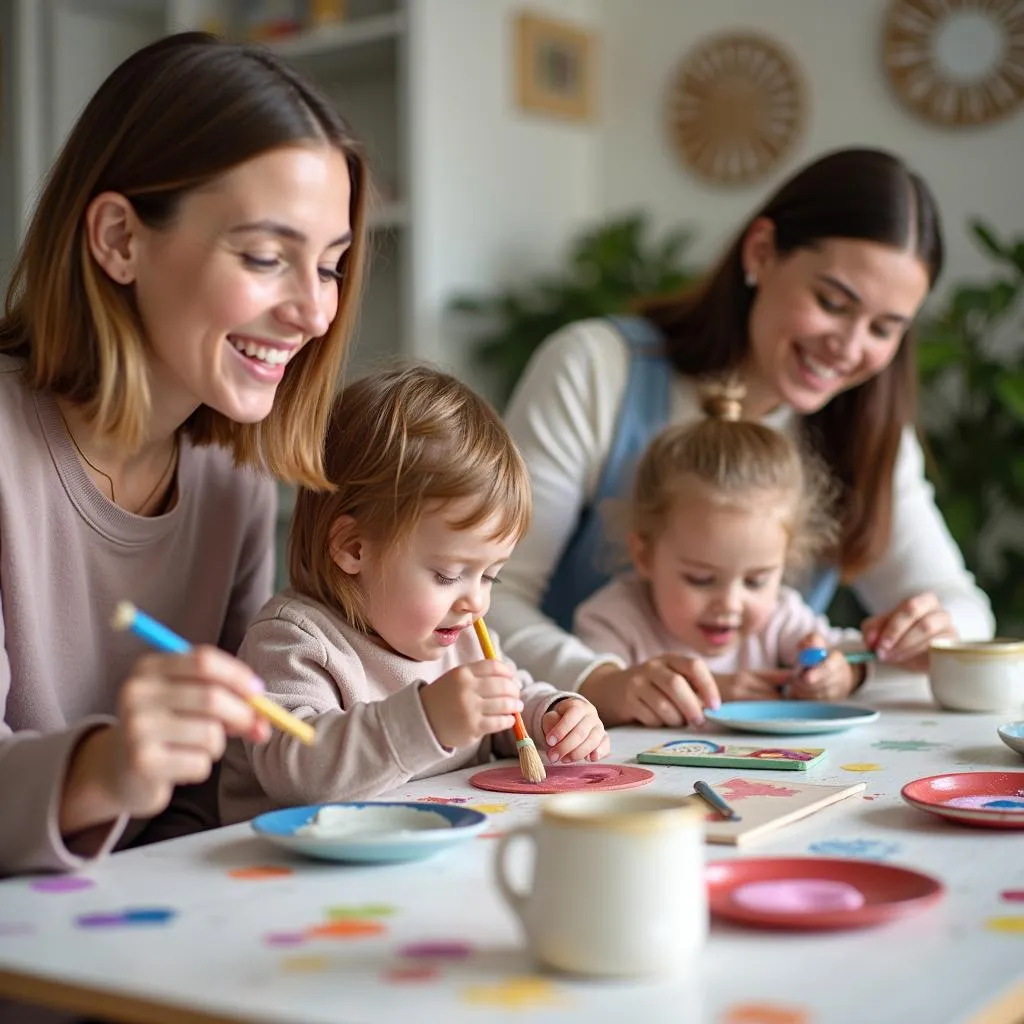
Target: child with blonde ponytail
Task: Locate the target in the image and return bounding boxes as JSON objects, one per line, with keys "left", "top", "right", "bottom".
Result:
{"left": 574, "top": 381, "right": 870, "bottom": 728}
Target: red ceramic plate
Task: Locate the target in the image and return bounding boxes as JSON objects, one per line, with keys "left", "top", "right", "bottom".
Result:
{"left": 707, "top": 857, "right": 943, "bottom": 930}
{"left": 901, "top": 771, "right": 1024, "bottom": 829}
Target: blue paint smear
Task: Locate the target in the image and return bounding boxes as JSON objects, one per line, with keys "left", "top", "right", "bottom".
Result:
{"left": 809, "top": 838, "right": 901, "bottom": 860}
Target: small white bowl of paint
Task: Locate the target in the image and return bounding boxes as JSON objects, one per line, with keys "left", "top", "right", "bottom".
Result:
{"left": 997, "top": 721, "right": 1024, "bottom": 757}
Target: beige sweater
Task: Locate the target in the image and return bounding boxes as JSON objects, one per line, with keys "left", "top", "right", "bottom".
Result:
{"left": 219, "top": 590, "right": 579, "bottom": 824}
{"left": 0, "top": 356, "right": 276, "bottom": 875}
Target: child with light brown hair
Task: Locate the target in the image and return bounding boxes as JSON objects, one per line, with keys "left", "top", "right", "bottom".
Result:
{"left": 573, "top": 383, "right": 870, "bottom": 729}
{"left": 219, "top": 365, "right": 608, "bottom": 822}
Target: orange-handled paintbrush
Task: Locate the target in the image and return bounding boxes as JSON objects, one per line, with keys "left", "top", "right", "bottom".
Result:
{"left": 473, "top": 618, "right": 546, "bottom": 783}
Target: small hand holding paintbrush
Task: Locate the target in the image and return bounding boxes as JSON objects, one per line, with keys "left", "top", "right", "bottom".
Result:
{"left": 473, "top": 618, "right": 546, "bottom": 784}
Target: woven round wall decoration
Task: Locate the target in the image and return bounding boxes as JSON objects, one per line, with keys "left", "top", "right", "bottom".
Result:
{"left": 666, "top": 32, "right": 806, "bottom": 187}
{"left": 882, "top": 0, "right": 1024, "bottom": 127}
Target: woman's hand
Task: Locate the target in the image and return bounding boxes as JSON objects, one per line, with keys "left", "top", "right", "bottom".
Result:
{"left": 861, "top": 592, "right": 957, "bottom": 673}
{"left": 61, "top": 647, "right": 270, "bottom": 835}
{"left": 578, "top": 656, "right": 720, "bottom": 728}
{"left": 541, "top": 698, "right": 610, "bottom": 764}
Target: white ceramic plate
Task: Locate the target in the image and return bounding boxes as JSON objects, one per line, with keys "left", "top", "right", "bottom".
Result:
{"left": 251, "top": 801, "right": 488, "bottom": 863}
{"left": 703, "top": 701, "right": 880, "bottom": 735}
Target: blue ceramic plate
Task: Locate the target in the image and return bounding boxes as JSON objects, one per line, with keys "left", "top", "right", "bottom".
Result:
{"left": 997, "top": 722, "right": 1024, "bottom": 757}
{"left": 251, "top": 801, "right": 488, "bottom": 864}
{"left": 704, "top": 701, "right": 880, "bottom": 735}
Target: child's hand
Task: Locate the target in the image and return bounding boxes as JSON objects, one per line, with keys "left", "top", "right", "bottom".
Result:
{"left": 861, "top": 591, "right": 956, "bottom": 673}
{"left": 541, "top": 698, "right": 610, "bottom": 764}
{"left": 420, "top": 659, "right": 522, "bottom": 750}
{"left": 787, "top": 634, "right": 859, "bottom": 702}
{"left": 579, "top": 656, "right": 720, "bottom": 728}
{"left": 717, "top": 669, "right": 790, "bottom": 702}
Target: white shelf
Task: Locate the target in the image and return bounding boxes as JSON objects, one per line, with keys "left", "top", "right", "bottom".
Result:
{"left": 268, "top": 11, "right": 404, "bottom": 62}
{"left": 69, "top": 0, "right": 165, "bottom": 20}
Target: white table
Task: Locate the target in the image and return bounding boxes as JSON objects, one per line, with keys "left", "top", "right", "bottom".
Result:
{"left": 2, "top": 671, "right": 1024, "bottom": 1024}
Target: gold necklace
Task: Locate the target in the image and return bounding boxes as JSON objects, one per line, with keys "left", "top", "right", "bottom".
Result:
{"left": 58, "top": 407, "right": 178, "bottom": 514}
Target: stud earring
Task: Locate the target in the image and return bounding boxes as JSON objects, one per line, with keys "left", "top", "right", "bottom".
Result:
{"left": 744, "top": 271, "right": 757, "bottom": 288}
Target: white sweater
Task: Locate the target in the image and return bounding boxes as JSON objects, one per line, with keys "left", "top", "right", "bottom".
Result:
{"left": 490, "top": 318, "right": 995, "bottom": 693}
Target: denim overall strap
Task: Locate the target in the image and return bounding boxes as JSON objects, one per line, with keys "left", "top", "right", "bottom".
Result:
{"left": 803, "top": 564, "right": 839, "bottom": 615}
{"left": 539, "top": 316, "right": 671, "bottom": 630}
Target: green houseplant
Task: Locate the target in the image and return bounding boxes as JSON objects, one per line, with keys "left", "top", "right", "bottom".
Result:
{"left": 451, "top": 213, "right": 699, "bottom": 405}
{"left": 917, "top": 221, "right": 1024, "bottom": 632}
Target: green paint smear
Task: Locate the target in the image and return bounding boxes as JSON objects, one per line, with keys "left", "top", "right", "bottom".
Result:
{"left": 327, "top": 904, "right": 397, "bottom": 919}
{"left": 872, "top": 739, "right": 941, "bottom": 751}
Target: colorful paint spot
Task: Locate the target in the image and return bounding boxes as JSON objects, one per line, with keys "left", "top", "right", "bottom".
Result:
{"left": 76, "top": 907, "right": 176, "bottom": 928}
{"left": 986, "top": 916, "right": 1024, "bottom": 934}
{"left": 478, "top": 831, "right": 507, "bottom": 840}
{"left": 462, "top": 976, "right": 566, "bottom": 1009}
{"left": 264, "top": 931, "right": 307, "bottom": 948}
{"left": 470, "top": 803, "right": 509, "bottom": 814}
{"left": 385, "top": 965, "right": 440, "bottom": 983}
{"left": 326, "top": 904, "right": 396, "bottom": 919}
{"left": 1001, "top": 890, "right": 1024, "bottom": 902}
{"left": 228, "top": 865, "right": 294, "bottom": 880}
{"left": 872, "top": 740, "right": 941, "bottom": 751}
{"left": 720, "top": 779, "right": 797, "bottom": 801}
{"left": 281, "top": 954, "right": 331, "bottom": 973}
{"left": 307, "top": 918, "right": 385, "bottom": 939}
{"left": 419, "top": 796, "right": 470, "bottom": 804}
{"left": 400, "top": 940, "right": 473, "bottom": 959}
{"left": 841, "top": 762, "right": 883, "bottom": 772}
{"left": 30, "top": 876, "right": 94, "bottom": 893}
{"left": 808, "top": 838, "right": 900, "bottom": 860}
{"left": 721, "top": 1003, "right": 810, "bottom": 1024}
{"left": 945, "top": 796, "right": 1024, "bottom": 811}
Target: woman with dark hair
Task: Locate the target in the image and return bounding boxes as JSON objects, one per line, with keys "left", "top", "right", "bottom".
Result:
{"left": 490, "top": 147, "right": 993, "bottom": 728}
{"left": 0, "top": 32, "right": 369, "bottom": 874}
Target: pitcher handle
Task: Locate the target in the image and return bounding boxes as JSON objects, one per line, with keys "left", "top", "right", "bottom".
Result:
{"left": 494, "top": 824, "right": 535, "bottom": 925}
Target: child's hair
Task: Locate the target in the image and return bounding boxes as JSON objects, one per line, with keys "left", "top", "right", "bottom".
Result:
{"left": 630, "top": 381, "right": 839, "bottom": 571}
{"left": 288, "top": 364, "right": 532, "bottom": 629}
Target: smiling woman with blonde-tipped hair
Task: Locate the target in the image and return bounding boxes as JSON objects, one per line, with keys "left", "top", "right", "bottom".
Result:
{"left": 0, "top": 31, "right": 370, "bottom": 876}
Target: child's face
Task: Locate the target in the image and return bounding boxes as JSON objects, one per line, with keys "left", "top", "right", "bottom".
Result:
{"left": 631, "top": 492, "right": 789, "bottom": 657}
{"left": 341, "top": 499, "right": 517, "bottom": 661}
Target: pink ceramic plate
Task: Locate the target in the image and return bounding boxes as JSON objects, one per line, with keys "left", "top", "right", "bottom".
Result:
{"left": 901, "top": 771, "right": 1024, "bottom": 828}
{"left": 468, "top": 762, "right": 654, "bottom": 794}
{"left": 707, "top": 857, "right": 943, "bottom": 930}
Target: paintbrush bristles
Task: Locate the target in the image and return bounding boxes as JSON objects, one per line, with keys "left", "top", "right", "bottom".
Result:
{"left": 517, "top": 736, "right": 547, "bottom": 784}
{"left": 111, "top": 601, "right": 137, "bottom": 631}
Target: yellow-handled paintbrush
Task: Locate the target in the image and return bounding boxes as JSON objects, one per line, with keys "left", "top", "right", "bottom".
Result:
{"left": 473, "top": 617, "right": 545, "bottom": 784}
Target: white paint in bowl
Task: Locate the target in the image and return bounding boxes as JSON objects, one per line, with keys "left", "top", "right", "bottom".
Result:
{"left": 997, "top": 722, "right": 1024, "bottom": 756}
{"left": 297, "top": 805, "right": 452, "bottom": 839}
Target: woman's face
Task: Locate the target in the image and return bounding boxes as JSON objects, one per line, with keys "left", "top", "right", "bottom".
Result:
{"left": 127, "top": 144, "right": 353, "bottom": 430}
{"left": 742, "top": 228, "right": 931, "bottom": 416}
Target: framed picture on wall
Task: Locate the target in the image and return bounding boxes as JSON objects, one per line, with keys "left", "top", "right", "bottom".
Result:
{"left": 515, "top": 11, "right": 595, "bottom": 123}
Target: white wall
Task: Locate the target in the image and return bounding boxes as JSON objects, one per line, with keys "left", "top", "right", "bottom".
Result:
{"left": 407, "top": 0, "right": 600, "bottom": 393}
{"left": 50, "top": 2, "right": 164, "bottom": 157}
{"left": 598, "top": 0, "right": 1023, "bottom": 293}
